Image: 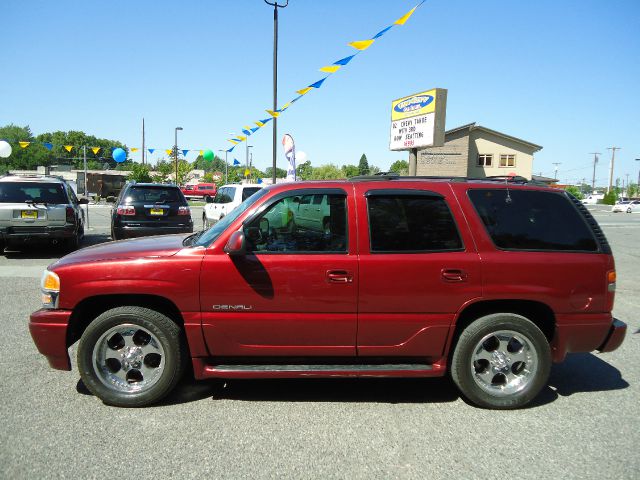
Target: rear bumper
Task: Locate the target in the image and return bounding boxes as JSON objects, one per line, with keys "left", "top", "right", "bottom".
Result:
{"left": 0, "top": 224, "right": 76, "bottom": 242}
{"left": 29, "top": 309, "right": 72, "bottom": 371}
{"left": 114, "top": 224, "right": 193, "bottom": 239}
{"left": 551, "top": 314, "right": 627, "bottom": 362}
{"left": 597, "top": 318, "right": 627, "bottom": 353}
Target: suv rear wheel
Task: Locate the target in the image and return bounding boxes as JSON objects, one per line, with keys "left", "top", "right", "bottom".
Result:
{"left": 451, "top": 313, "right": 551, "bottom": 409}
{"left": 77, "top": 306, "right": 186, "bottom": 407}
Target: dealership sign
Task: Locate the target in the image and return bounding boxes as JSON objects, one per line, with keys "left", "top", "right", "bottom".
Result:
{"left": 389, "top": 88, "right": 447, "bottom": 151}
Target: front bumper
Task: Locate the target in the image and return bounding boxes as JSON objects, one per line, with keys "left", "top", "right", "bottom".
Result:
{"left": 29, "top": 309, "right": 72, "bottom": 371}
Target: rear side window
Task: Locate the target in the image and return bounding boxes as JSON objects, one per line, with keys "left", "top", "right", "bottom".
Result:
{"left": 367, "top": 193, "right": 463, "bottom": 253}
{"left": 214, "top": 187, "right": 235, "bottom": 203}
{"left": 125, "top": 186, "right": 183, "bottom": 204}
{"left": 0, "top": 182, "right": 67, "bottom": 204}
{"left": 468, "top": 189, "right": 598, "bottom": 252}
{"left": 242, "top": 187, "right": 262, "bottom": 201}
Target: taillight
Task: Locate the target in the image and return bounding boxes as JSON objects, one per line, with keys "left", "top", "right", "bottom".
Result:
{"left": 117, "top": 205, "right": 135, "bottom": 216}
{"left": 178, "top": 206, "right": 190, "bottom": 216}
{"left": 607, "top": 270, "right": 616, "bottom": 293}
{"left": 65, "top": 206, "right": 75, "bottom": 224}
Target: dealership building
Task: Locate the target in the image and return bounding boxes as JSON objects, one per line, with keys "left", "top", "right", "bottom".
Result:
{"left": 416, "top": 122, "right": 542, "bottom": 179}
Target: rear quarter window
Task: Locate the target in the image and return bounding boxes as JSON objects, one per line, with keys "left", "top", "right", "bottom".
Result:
{"left": 468, "top": 189, "right": 598, "bottom": 252}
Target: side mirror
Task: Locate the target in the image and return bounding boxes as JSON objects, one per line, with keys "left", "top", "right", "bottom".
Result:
{"left": 224, "top": 231, "right": 246, "bottom": 255}
{"left": 205, "top": 196, "right": 214, "bottom": 203}
{"left": 78, "top": 198, "right": 89, "bottom": 205}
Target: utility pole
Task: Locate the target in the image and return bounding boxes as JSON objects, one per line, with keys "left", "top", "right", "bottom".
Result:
{"left": 83, "top": 145, "right": 89, "bottom": 229}
{"left": 552, "top": 162, "right": 561, "bottom": 182}
{"left": 589, "top": 152, "right": 600, "bottom": 191}
{"left": 607, "top": 147, "right": 620, "bottom": 193}
{"left": 142, "top": 118, "right": 146, "bottom": 165}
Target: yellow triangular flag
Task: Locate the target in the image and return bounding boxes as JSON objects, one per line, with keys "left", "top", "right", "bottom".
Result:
{"left": 199, "top": 150, "right": 203, "bottom": 155}
{"left": 228, "top": 139, "right": 239, "bottom": 145}
{"left": 320, "top": 65, "right": 341, "bottom": 73}
{"left": 19, "top": 141, "right": 30, "bottom": 148}
{"left": 244, "top": 125, "right": 252, "bottom": 130}
{"left": 348, "top": 39, "right": 374, "bottom": 51}
{"left": 64, "top": 145, "right": 73, "bottom": 152}
{"left": 165, "top": 149, "right": 173, "bottom": 156}
{"left": 281, "top": 102, "right": 291, "bottom": 111}
{"left": 296, "top": 87, "right": 313, "bottom": 96}
{"left": 131, "top": 148, "right": 139, "bottom": 153}
{"left": 255, "top": 120, "right": 265, "bottom": 127}
{"left": 91, "top": 147, "right": 101, "bottom": 155}
{"left": 395, "top": 6, "right": 417, "bottom": 25}
{"left": 244, "top": 169, "right": 250, "bottom": 177}
{"left": 237, "top": 135, "right": 247, "bottom": 141}
{"left": 266, "top": 110, "right": 280, "bottom": 118}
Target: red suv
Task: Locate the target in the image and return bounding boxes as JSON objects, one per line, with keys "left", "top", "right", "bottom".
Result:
{"left": 29, "top": 176, "right": 626, "bottom": 408}
{"left": 181, "top": 183, "right": 217, "bottom": 201}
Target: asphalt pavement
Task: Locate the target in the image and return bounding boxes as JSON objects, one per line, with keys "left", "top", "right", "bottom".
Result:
{"left": 0, "top": 204, "right": 638, "bottom": 479}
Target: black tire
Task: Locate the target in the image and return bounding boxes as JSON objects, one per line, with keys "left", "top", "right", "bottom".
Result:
{"left": 77, "top": 306, "right": 187, "bottom": 407}
{"left": 65, "top": 228, "right": 82, "bottom": 252}
{"left": 204, "top": 195, "right": 212, "bottom": 202}
{"left": 450, "top": 313, "right": 551, "bottom": 409}
{"left": 627, "top": 207, "right": 632, "bottom": 213}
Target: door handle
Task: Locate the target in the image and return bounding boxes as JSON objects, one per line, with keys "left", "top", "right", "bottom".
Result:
{"left": 441, "top": 269, "right": 467, "bottom": 282}
{"left": 326, "top": 270, "right": 353, "bottom": 284}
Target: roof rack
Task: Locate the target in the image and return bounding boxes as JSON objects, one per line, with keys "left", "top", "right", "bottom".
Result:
{"left": 348, "top": 174, "right": 547, "bottom": 185}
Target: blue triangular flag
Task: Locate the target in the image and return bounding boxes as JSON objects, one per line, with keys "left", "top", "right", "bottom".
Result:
{"left": 309, "top": 77, "right": 327, "bottom": 89}
{"left": 226, "top": 146, "right": 235, "bottom": 153}
{"left": 257, "top": 178, "right": 263, "bottom": 184}
{"left": 233, "top": 159, "right": 241, "bottom": 166}
{"left": 182, "top": 149, "right": 189, "bottom": 157}
{"left": 148, "top": 148, "right": 155, "bottom": 154}
{"left": 43, "top": 142, "right": 53, "bottom": 150}
{"left": 373, "top": 25, "right": 393, "bottom": 39}
{"left": 250, "top": 127, "right": 259, "bottom": 133}
{"left": 334, "top": 54, "right": 356, "bottom": 66}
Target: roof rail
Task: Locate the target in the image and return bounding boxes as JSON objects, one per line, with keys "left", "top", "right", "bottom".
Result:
{"left": 349, "top": 172, "right": 400, "bottom": 181}
{"left": 347, "top": 174, "right": 547, "bottom": 185}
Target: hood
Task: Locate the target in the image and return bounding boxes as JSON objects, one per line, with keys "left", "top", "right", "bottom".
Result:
{"left": 51, "top": 234, "right": 191, "bottom": 268}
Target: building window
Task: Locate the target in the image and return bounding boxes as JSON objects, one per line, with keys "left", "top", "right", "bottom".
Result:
{"left": 477, "top": 154, "right": 492, "bottom": 167}
{"left": 499, "top": 154, "right": 516, "bottom": 167}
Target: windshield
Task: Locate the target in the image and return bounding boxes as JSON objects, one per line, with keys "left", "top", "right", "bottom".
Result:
{"left": 0, "top": 182, "right": 67, "bottom": 204}
{"left": 194, "top": 188, "right": 269, "bottom": 247}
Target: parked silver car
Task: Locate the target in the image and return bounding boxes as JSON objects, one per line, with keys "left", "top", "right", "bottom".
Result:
{"left": 0, "top": 175, "right": 88, "bottom": 253}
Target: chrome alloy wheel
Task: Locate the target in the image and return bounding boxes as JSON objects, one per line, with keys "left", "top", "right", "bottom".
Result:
{"left": 92, "top": 324, "right": 165, "bottom": 394}
{"left": 470, "top": 329, "right": 538, "bottom": 397}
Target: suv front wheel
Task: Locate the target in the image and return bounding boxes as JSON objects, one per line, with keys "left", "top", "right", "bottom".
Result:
{"left": 451, "top": 313, "right": 551, "bottom": 409}
{"left": 77, "top": 306, "right": 186, "bottom": 407}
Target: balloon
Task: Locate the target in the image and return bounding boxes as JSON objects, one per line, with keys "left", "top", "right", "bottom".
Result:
{"left": 0, "top": 141, "right": 12, "bottom": 158}
{"left": 113, "top": 148, "right": 126, "bottom": 163}
{"left": 203, "top": 149, "right": 214, "bottom": 162}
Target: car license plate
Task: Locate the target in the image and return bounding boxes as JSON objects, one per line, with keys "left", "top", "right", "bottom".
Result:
{"left": 150, "top": 208, "right": 164, "bottom": 216}
{"left": 21, "top": 210, "right": 38, "bottom": 219}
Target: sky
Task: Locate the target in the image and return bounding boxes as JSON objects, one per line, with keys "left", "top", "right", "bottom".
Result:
{"left": 2, "top": 0, "right": 639, "bottom": 186}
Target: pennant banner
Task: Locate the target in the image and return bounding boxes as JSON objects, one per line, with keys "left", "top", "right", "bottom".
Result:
{"left": 92, "top": 147, "right": 101, "bottom": 155}
{"left": 19, "top": 141, "right": 30, "bottom": 148}
{"left": 223, "top": 1, "right": 425, "bottom": 148}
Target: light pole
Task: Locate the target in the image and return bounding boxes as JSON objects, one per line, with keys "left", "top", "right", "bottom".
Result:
{"left": 264, "top": 0, "right": 289, "bottom": 185}
{"left": 174, "top": 127, "right": 183, "bottom": 185}
{"left": 217, "top": 149, "right": 228, "bottom": 185}
{"left": 246, "top": 145, "right": 253, "bottom": 182}
{"left": 636, "top": 158, "right": 640, "bottom": 199}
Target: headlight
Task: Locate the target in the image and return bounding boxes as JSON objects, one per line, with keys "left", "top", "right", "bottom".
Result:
{"left": 40, "top": 270, "right": 60, "bottom": 309}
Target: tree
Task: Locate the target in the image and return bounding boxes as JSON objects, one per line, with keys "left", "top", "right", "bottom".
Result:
{"left": 358, "top": 153, "right": 369, "bottom": 175}
{"left": 564, "top": 185, "right": 584, "bottom": 200}
{"left": 264, "top": 167, "right": 288, "bottom": 179}
{"left": 0, "top": 124, "right": 52, "bottom": 170}
{"left": 369, "top": 165, "right": 381, "bottom": 175}
{"left": 309, "top": 164, "right": 344, "bottom": 180}
{"left": 602, "top": 191, "right": 617, "bottom": 205}
{"left": 152, "top": 160, "right": 174, "bottom": 183}
{"left": 296, "top": 160, "right": 313, "bottom": 180}
{"left": 389, "top": 159, "right": 409, "bottom": 175}
{"left": 128, "top": 163, "right": 153, "bottom": 183}
{"left": 341, "top": 164, "right": 359, "bottom": 178}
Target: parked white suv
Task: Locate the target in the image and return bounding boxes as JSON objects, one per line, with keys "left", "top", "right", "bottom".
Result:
{"left": 203, "top": 184, "right": 263, "bottom": 228}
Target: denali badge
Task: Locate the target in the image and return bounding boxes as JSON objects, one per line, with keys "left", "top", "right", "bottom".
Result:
{"left": 212, "top": 305, "right": 253, "bottom": 311}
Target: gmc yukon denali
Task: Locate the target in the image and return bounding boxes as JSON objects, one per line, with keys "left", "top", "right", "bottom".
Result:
{"left": 29, "top": 176, "right": 627, "bottom": 408}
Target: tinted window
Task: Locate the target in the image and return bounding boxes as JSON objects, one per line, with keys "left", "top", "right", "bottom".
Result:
{"left": 242, "top": 187, "right": 262, "bottom": 201}
{"left": 245, "top": 192, "right": 347, "bottom": 253}
{"left": 0, "top": 182, "right": 67, "bottom": 204}
{"left": 124, "top": 186, "right": 183, "bottom": 203}
{"left": 468, "top": 189, "right": 598, "bottom": 251}
{"left": 367, "top": 194, "right": 462, "bottom": 252}
{"left": 214, "top": 187, "right": 235, "bottom": 203}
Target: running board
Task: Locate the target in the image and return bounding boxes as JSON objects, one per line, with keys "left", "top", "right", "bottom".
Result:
{"left": 191, "top": 359, "right": 445, "bottom": 380}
